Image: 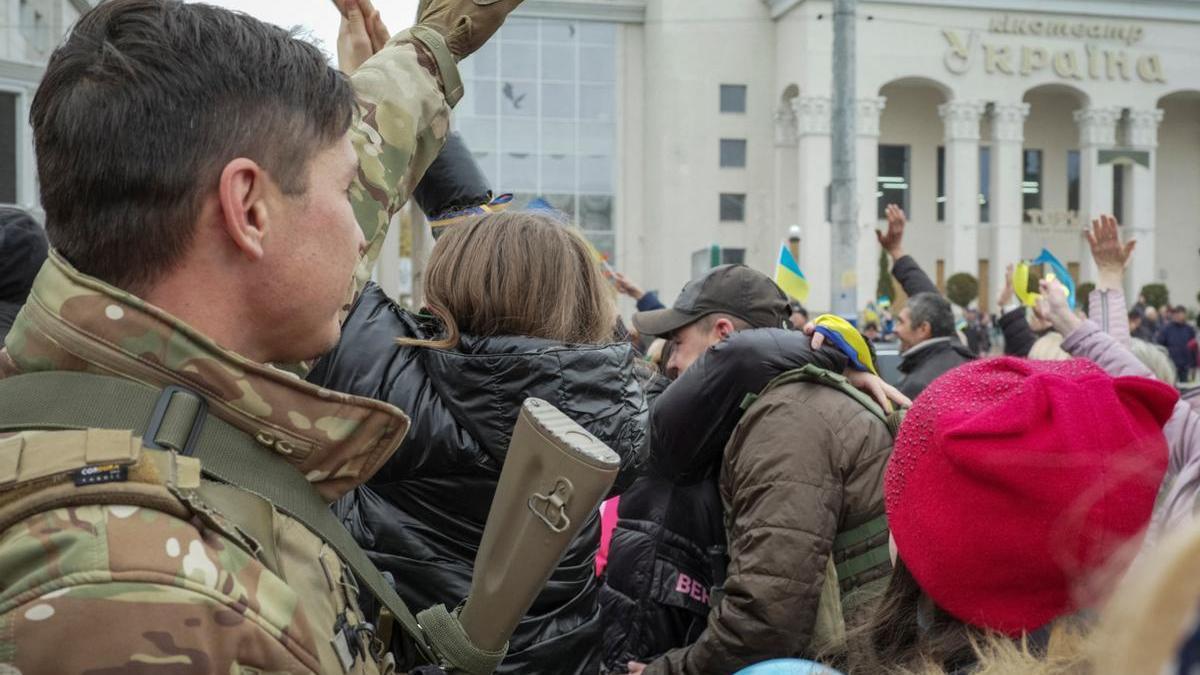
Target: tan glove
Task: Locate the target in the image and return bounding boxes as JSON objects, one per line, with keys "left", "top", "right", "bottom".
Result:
{"left": 415, "top": 0, "right": 524, "bottom": 61}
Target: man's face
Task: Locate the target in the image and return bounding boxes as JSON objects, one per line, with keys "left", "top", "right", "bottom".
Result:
{"left": 1175, "top": 309, "right": 1188, "bottom": 324}
{"left": 665, "top": 319, "right": 724, "bottom": 379}
{"left": 252, "top": 135, "right": 365, "bottom": 362}
{"left": 790, "top": 311, "right": 808, "bottom": 331}
{"left": 895, "top": 307, "right": 926, "bottom": 352}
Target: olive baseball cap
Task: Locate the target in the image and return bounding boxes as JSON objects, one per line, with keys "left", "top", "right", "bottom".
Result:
{"left": 632, "top": 264, "right": 791, "bottom": 337}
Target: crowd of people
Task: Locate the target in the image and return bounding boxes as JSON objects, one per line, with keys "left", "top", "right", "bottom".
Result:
{"left": 1, "top": 1, "right": 1200, "bottom": 674}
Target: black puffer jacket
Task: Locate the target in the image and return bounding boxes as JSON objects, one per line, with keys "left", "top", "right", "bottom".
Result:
{"left": 600, "top": 329, "right": 848, "bottom": 671}
{"left": 309, "top": 283, "right": 647, "bottom": 674}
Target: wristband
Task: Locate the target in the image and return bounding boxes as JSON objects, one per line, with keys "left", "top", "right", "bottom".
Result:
{"left": 405, "top": 25, "right": 465, "bottom": 107}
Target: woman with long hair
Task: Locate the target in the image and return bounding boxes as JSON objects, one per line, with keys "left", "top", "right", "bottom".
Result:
{"left": 309, "top": 211, "right": 645, "bottom": 673}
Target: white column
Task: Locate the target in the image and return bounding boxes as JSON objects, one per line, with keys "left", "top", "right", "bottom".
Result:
{"left": 1126, "top": 108, "right": 1163, "bottom": 297}
{"left": 938, "top": 100, "right": 986, "bottom": 276}
{"left": 1074, "top": 106, "right": 1121, "bottom": 285}
{"left": 773, "top": 94, "right": 800, "bottom": 251}
{"left": 989, "top": 102, "right": 1030, "bottom": 305}
{"left": 797, "top": 96, "right": 832, "bottom": 311}
{"left": 856, "top": 97, "right": 887, "bottom": 305}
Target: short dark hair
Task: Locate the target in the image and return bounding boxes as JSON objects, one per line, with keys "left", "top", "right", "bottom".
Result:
{"left": 907, "top": 292, "right": 955, "bottom": 338}
{"left": 32, "top": 0, "right": 356, "bottom": 290}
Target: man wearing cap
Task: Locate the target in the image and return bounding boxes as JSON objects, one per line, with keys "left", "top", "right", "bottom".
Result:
{"left": 632, "top": 264, "right": 793, "bottom": 378}
{"left": 621, "top": 265, "right": 899, "bottom": 675}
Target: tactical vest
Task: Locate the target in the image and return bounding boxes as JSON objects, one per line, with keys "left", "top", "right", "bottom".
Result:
{"left": 0, "top": 371, "right": 503, "bottom": 675}
{"left": 739, "top": 363, "right": 903, "bottom": 651}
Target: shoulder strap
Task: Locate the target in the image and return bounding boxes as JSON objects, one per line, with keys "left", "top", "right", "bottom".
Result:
{"left": 742, "top": 363, "right": 892, "bottom": 423}
{"left": 0, "top": 371, "right": 437, "bottom": 665}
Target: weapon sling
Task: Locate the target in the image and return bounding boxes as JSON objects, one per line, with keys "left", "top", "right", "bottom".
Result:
{"left": 0, "top": 370, "right": 438, "bottom": 665}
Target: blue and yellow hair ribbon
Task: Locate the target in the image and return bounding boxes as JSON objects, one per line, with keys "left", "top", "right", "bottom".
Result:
{"left": 1014, "top": 248, "right": 1076, "bottom": 309}
{"left": 775, "top": 243, "right": 810, "bottom": 303}
{"left": 813, "top": 314, "right": 877, "bottom": 375}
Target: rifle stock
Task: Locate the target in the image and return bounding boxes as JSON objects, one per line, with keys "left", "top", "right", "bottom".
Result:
{"left": 458, "top": 398, "right": 621, "bottom": 652}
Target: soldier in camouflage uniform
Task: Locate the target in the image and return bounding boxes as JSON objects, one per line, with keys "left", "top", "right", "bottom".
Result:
{"left": 0, "top": 0, "right": 520, "bottom": 672}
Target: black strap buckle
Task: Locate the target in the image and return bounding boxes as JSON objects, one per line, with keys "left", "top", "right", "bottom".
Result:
{"left": 143, "top": 385, "right": 207, "bottom": 457}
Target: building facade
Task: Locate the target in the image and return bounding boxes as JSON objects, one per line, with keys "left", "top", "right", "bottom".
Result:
{"left": 449, "top": 0, "right": 1200, "bottom": 313}
{"left": 0, "top": 0, "right": 94, "bottom": 214}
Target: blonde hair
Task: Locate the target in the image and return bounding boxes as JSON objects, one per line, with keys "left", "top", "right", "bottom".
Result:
{"left": 399, "top": 211, "right": 617, "bottom": 349}
{"left": 1129, "top": 338, "right": 1177, "bottom": 387}
{"left": 1089, "top": 519, "right": 1200, "bottom": 674}
{"left": 1029, "top": 332, "right": 1071, "bottom": 361}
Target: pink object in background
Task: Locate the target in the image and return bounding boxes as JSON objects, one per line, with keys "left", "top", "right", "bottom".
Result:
{"left": 596, "top": 496, "right": 620, "bottom": 576}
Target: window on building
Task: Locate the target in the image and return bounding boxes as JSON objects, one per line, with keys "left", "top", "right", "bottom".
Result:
{"left": 1067, "top": 150, "right": 1081, "bottom": 213}
{"left": 690, "top": 247, "right": 746, "bottom": 279}
{"left": 938, "top": 146, "right": 991, "bottom": 223}
{"left": 720, "top": 84, "right": 747, "bottom": 114}
{"left": 1022, "top": 149, "right": 1043, "bottom": 222}
{"left": 719, "top": 139, "right": 747, "bottom": 168}
{"left": 453, "top": 17, "right": 618, "bottom": 263}
{"left": 719, "top": 193, "right": 746, "bottom": 222}
{"left": 877, "top": 145, "right": 910, "bottom": 218}
{"left": 0, "top": 92, "right": 17, "bottom": 204}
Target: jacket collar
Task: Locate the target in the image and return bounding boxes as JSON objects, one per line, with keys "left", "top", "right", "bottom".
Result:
{"left": 3, "top": 252, "right": 409, "bottom": 501}
{"left": 901, "top": 336, "right": 955, "bottom": 358}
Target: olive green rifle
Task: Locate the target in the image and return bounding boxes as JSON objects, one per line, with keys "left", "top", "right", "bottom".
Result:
{"left": 412, "top": 398, "right": 622, "bottom": 673}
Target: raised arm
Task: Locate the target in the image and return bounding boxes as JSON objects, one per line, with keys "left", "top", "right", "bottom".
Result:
{"left": 1041, "top": 277, "right": 1200, "bottom": 542}
{"left": 335, "top": 0, "right": 523, "bottom": 289}
{"left": 878, "top": 204, "right": 938, "bottom": 297}
{"left": 996, "top": 264, "right": 1038, "bottom": 357}
{"left": 1087, "top": 214, "right": 1137, "bottom": 346}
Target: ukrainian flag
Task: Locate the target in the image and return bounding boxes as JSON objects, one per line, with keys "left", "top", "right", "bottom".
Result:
{"left": 775, "top": 243, "right": 810, "bottom": 303}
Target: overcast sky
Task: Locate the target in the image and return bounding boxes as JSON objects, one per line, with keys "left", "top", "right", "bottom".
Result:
{"left": 193, "top": 0, "right": 421, "bottom": 63}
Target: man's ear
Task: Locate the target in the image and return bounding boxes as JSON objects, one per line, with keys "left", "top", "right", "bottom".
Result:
{"left": 217, "top": 158, "right": 273, "bottom": 261}
{"left": 714, "top": 317, "right": 737, "bottom": 340}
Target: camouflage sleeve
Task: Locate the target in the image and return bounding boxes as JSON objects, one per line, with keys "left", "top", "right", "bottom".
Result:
{"left": 349, "top": 35, "right": 453, "bottom": 294}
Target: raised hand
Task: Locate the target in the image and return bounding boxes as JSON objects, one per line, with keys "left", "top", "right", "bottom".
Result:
{"left": 336, "top": 0, "right": 390, "bottom": 75}
{"left": 1086, "top": 214, "right": 1136, "bottom": 291}
{"left": 416, "top": 0, "right": 525, "bottom": 61}
{"left": 612, "top": 272, "right": 645, "bottom": 300}
{"left": 1035, "top": 277, "right": 1080, "bottom": 336}
{"left": 998, "top": 263, "right": 1015, "bottom": 309}
{"left": 876, "top": 203, "right": 907, "bottom": 259}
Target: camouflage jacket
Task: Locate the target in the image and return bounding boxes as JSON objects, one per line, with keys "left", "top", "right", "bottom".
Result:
{"left": 0, "top": 33, "right": 450, "bottom": 675}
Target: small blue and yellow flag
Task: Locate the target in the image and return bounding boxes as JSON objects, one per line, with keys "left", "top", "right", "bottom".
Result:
{"left": 1014, "top": 248, "right": 1077, "bottom": 310}
{"left": 775, "top": 243, "right": 810, "bottom": 303}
